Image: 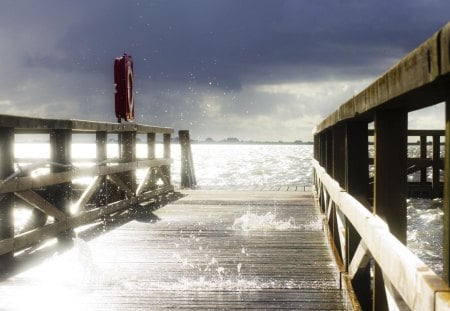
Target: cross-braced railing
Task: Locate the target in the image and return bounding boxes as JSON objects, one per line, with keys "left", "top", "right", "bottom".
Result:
{"left": 0, "top": 115, "right": 174, "bottom": 265}
{"left": 313, "top": 160, "right": 450, "bottom": 310}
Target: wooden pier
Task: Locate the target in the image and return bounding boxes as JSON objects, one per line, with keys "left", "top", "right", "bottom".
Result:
{"left": 0, "top": 190, "right": 350, "bottom": 310}
{"left": 314, "top": 22, "right": 450, "bottom": 310}
{"left": 1, "top": 21, "right": 450, "bottom": 311}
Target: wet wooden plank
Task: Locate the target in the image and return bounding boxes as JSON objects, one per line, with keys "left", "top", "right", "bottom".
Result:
{"left": 0, "top": 190, "right": 348, "bottom": 310}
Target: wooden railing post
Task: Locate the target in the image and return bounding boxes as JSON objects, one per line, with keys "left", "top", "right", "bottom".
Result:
{"left": 50, "top": 129, "right": 73, "bottom": 241}
{"left": 179, "top": 130, "right": 196, "bottom": 189}
{"left": 0, "top": 127, "right": 14, "bottom": 269}
{"left": 345, "top": 121, "right": 371, "bottom": 311}
{"left": 320, "top": 132, "right": 327, "bottom": 168}
{"left": 331, "top": 124, "right": 346, "bottom": 262}
{"left": 373, "top": 109, "right": 408, "bottom": 310}
{"left": 162, "top": 133, "right": 171, "bottom": 185}
{"left": 325, "top": 130, "right": 333, "bottom": 174}
{"left": 332, "top": 124, "right": 346, "bottom": 186}
{"left": 444, "top": 100, "right": 450, "bottom": 284}
{"left": 147, "top": 133, "right": 157, "bottom": 189}
{"left": 119, "top": 131, "right": 136, "bottom": 195}
{"left": 96, "top": 131, "right": 108, "bottom": 206}
{"left": 313, "top": 134, "right": 319, "bottom": 160}
{"left": 374, "top": 109, "right": 408, "bottom": 242}
{"left": 420, "top": 135, "right": 428, "bottom": 184}
{"left": 432, "top": 134, "right": 441, "bottom": 198}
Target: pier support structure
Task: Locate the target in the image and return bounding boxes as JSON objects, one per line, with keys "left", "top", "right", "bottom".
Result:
{"left": 445, "top": 100, "right": 450, "bottom": 284}
{"left": 0, "top": 127, "right": 14, "bottom": 268}
{"left": 50, "top": 129, "right": 73, "bottom": 241}
{"left": 179, "top": 130, "right": 196, "bottom": 189}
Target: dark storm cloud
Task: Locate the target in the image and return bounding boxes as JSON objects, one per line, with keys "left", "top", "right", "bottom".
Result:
{"left": 0, "top": 0, "right": 449, "bottom": 140}
{"left": 16, "top": 0, "right": 450, "bottom": 87}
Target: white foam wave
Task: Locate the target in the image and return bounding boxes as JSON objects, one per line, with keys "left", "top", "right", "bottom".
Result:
{"left": 231, "top": 211, "right": 299, "bottom": 231}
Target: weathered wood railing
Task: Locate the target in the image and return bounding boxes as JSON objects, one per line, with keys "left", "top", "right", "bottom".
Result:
{"left": 313, "top": 161, "right": 450, "bottom": 310}
{"left": 313, "top": 22, "right": 450, "bottom": 310}
{"left": 367, "top": 129, "right": 444, "bottom": 198}
{"left": 0, "top": 115, "right": 174, "bottom": 268}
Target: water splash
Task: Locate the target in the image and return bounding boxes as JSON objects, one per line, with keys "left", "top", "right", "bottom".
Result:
{"left": 231, "top": 211, "right": 299, "bottom": 231}
{"left": 73, "top": 238, "right": 118, "bottom": 286}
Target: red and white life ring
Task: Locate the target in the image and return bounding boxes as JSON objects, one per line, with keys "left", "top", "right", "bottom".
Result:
{"left": 114, "top": 53, "right": 134, "bottom": 122}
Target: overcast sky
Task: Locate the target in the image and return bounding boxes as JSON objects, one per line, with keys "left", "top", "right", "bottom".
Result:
{"left": 0, "top": 1, "right": 449, "bottom": 141}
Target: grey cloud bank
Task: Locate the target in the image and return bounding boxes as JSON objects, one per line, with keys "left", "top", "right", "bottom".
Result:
{"left": 0, "top": 0, "right": 449, "bottom": 141}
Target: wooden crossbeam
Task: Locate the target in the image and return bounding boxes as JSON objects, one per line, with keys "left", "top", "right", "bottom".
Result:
{"left": 0, "top": 185, "right": 174, "bottom": 256}
{"left": 74, "top": 176, "right": 102, "bottom": 211}
{"left": 335, "top": 209, "right": 347, "bottom": 266}
{"left": 136, "top": 168, "right": 152, "bottom": 196}
{"left": 153, "top": 166, "right": 170, "bottom": 186}
{"left": 0, "top": 159, "right": 170, "bottom": 194}
{"left": 383, "top": 272, "right": 409, "bottom": 311}
{"left": 348, "top": 240, "right": 371, "bottom": 279}
{"left": 14, "top": 190, "right": 67, "bottom": 221}
{"left": 108, "top": 174, "right": 133, "bottom": 197}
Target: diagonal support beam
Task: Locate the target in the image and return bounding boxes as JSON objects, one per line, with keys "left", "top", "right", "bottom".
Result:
{"left": 108, "top": 174, "right": 133, "bottom": 197}
{"left": 74, "top": 176, "right": 102, "bottom": 211}
{"left": 136, "top": 168, "right": 152, "bottom": 196}
{"left": 153, "top": 167, "right": 170, "bottom": 186}
{"left": 15, "top": 190, "right": 67, "bottom": 221}
{"left": 348, "top": 240, "right": 371, "bottom": 279}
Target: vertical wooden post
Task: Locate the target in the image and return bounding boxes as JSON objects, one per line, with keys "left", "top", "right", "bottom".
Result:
{"left": 331, "top": 124, "right": 346, "bottom": 262}
{"left": 0, "top": 127, "right": 14, "bottom": 269}
{"left": 373, "top": 109, "right": 407, "bottom": 310}
{"left": 314, "top": 134, "right": 320, "bottom": 161}
{"left": 420, "top": 135, "right": 427, "bottom": 184}
{"left": 162, "top": 133, "right": 171, "bottom": 185}
{"left": 332, "top": 124, "right": 346, "bottom": 186}
{"left": 444, "top": 101, "right": 450, "bottom": 284}
{"left": 148, "top": 133, "right": 156, "bottom": 160}
{"left": 346, "top": 122, "right": 369, "bottom": 200}
{"left": 374, "top": 110, "right": 408, "bottom": 242}
{"left": 96, "top": 131, "right": 108, "bottom": 206}
{"left": 119, "top": 131, "right": 136, "bottom": 194}
{"left": 318, "top": 133, "right": 325, "bottom": 167}
{"left": 345, "top": 121, "right": 371, "bottom": 311}
{"left": 179, "top": 130, "right": 196, "bottom": 189}
{"left": 50, "top": 129, "right": 73, "bottom": 241}
{"left": 147, "top": 133, "right": 157, "bottom": 190}
{"left": 432, "top": 135, "right": 441, "bottom": 198}
{"left": 325, "top": 130, "right": 333, "bottom": 174}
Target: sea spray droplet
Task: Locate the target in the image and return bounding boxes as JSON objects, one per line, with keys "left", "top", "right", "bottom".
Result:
{"left": 231, "top": 211, "right": 299, "bottom": 231}
{"left": 217, "top": 267, "right": 225, "bottom": 276}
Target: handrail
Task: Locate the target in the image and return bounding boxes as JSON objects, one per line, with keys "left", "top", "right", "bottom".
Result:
{"left": 315, "top": 22, "right": 450, "bottom": 133}
{"left": 0, "top": 115, "right": 175, "bottom": 261}
{"left": 313, "top": 159, "right": 450, "bottom": 310}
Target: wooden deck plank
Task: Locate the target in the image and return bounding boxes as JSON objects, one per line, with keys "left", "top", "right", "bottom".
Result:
{"left": 0, "top": 190, "right": 348, "bottom": 310}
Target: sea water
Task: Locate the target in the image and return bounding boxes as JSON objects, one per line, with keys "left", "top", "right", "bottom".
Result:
{"left": 11, "top": 143, "right": 444, "bottom": 276}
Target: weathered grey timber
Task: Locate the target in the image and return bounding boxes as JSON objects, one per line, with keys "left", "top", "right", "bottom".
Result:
{"left": 0, "top": 114, "right": 175, "bottom": 263}
{"left": 313, "top": 161, "right": 450, "bottom": 310}
{"left": 315, "top": 23, "right": 450, "bottom": 133}
{"left": 314, "top": 22, "right": 450, "bottom": 309}
{"left": 179, "top": 130, "right": 197, "bottom": 189}
{"left": 0, "top": 190, "right": 350, "bottom": 310}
